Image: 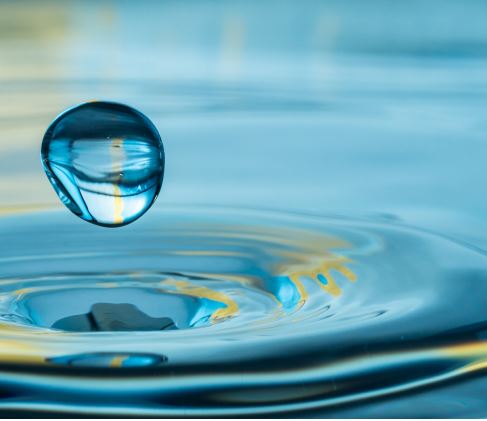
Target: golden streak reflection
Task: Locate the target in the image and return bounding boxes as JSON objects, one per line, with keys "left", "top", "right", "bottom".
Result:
{"left": 112, "top": 138, "right": 125, "bottom": 225}
{"left": 0, "top": 220, "right": 360, "bottom": 364}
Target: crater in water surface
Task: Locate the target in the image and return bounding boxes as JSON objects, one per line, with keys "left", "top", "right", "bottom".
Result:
{"left": 0, "top": 206, "right": 486, "bottom": 416}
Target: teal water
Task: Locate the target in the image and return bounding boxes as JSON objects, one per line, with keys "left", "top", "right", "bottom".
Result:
{"left": 1, "top": 207, "right": 487, "bottom": 417}
{"left": 0, "top": 0, "right": 487, "bottom": 417}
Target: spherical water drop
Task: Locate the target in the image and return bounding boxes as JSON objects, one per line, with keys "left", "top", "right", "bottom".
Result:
{"left": 41, "top": 101, "right": 165, "bottom": 227}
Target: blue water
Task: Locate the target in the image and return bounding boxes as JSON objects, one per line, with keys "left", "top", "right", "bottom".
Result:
{"left": 41, "top": 101, "right": 164, "bottom": 227}
{"left": 1, "top": 207, "right": 486, "bottom": 417}
{"left": 1, "top": 0, "right": 487, "bottom": 417}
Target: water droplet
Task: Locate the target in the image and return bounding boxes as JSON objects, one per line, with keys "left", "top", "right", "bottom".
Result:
{"left": 41, "top": 101, "right": 165, "bottom": 227}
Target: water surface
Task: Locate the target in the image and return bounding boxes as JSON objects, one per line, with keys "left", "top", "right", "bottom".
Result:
{"left": 1, "top": 0, "right": 487, "bottom": 417}
{"left": 0, "top": 207, "right": 485, "bottom": 416}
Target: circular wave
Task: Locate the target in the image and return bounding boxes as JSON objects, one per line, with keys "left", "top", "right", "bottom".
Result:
{"left": 0, "top": 206, "right": 486, "bottom": 416}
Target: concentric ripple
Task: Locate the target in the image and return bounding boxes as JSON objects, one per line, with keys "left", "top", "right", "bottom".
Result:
{"left": 0, "top": 206, "right": 486, "bottom": 416}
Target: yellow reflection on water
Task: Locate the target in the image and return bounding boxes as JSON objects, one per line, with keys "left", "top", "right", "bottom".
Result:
{"left": 274, "top": 227, "right": 357, "bottom": 298}
{"left": 161, "top": 278, "right": 239, "bottom": 321}
{"left": 287, "top": 255, "right": 357, "bottom": 297}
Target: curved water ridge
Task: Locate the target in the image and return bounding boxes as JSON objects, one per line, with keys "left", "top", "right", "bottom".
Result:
{"left": 0, "top": 207, "right": 486, "bottom": 416}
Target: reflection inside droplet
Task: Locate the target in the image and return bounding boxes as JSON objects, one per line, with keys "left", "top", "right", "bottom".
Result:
{"left": 40, "top": 101, "right": 165, "bottom": 227}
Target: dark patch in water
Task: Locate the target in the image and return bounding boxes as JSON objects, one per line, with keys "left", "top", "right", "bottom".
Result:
{"left": 53, "top": 303, "right": 177, "bottom": 332}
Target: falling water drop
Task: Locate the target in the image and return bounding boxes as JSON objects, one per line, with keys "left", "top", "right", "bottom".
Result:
{"left": 41, "top": 101, "right": 165, "bottom": 227}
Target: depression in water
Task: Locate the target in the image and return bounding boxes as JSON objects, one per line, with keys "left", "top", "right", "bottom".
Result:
{"left": 40, "top": 101, "right": 165, "bottom": 227}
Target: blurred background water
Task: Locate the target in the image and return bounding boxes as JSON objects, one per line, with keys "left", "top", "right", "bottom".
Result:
{"left": 1, "top": 0, "right": 486, "bottom": 247}
{"left": 1, "top": 0, "right": 487, "bottom": 417}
